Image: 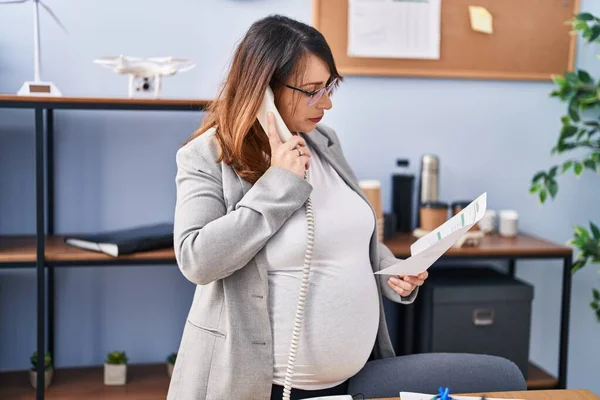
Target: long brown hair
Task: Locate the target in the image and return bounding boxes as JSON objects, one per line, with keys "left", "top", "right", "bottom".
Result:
{"left": 186, "top": 15, "right": 341, "bottom": 184}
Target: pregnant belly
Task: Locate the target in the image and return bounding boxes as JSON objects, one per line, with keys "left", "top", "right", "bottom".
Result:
{"left": 268, "top": 263, "right": 380, "bottom": 390}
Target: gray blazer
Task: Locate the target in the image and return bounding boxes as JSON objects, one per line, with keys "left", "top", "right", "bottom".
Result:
{"left": 167, "top": 123, "right": 417, "bottom": 400}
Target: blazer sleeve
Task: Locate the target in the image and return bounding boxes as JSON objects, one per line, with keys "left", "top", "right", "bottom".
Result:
{"left": 376, "top": 242, "right": 419, "bottom": 304}
{"left": 173, "top": 143, "right": 313, "bottom": 285}
{"left": 318, "top": 124, "right": 418, "bottom": 305}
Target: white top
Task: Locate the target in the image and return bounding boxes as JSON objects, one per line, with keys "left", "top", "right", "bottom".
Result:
{"left": 264, "top": 142, "right": 380, "bottom": 390}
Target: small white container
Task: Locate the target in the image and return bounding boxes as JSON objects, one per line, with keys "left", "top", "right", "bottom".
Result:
{"left": 104, "top": 363, "right": 127, "bottom": 385}
{"left": 478, "top": 210, "right": 497, "bottom": 234}
{"left": 29, "top": 368, "right": 53, "bottom": 389}
{"left": 499, "top": 210, "right": 519, "bottom": 237}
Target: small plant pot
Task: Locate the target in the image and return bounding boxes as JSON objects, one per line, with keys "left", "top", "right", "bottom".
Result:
{"left": 166, "top": 362, "right": 174, "bottom": 377}
{"left": 29, "top": 368, "right": 53, "bottom": 389}
{"left": 104, "top": 363, "right": 127, "bottom": 386}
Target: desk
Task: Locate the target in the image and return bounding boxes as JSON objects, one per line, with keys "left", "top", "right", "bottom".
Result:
{"left": 382, "top": 233, "right": 573, "bottom": 389}
{"left": 376, "top": 389, "right": 599, "bottom": 400}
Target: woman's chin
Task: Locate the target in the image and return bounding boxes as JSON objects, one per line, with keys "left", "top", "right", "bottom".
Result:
{"left": 301, "top": 121, "right": 318, "bottom": 132}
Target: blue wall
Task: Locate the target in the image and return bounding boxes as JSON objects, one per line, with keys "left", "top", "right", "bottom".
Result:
{"left": 1, "top": 0, "right": 599, "bottom": 394}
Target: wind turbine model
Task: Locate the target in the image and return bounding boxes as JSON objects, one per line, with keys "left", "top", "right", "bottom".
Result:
{"left": 0, "top": 0, "right": 67, "bottom": 96}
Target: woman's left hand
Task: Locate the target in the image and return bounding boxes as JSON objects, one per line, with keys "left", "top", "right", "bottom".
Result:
{"left": 387, "top": 271, "right": 428, "bottom": 297}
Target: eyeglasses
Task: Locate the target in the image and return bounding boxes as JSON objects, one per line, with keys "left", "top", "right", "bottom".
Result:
{"left": 284, "top": 77, "right": 339, "bottom": 106}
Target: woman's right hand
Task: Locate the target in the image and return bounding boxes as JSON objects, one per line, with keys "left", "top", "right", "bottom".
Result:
{"left": 265, "top": 112, "right": 311, "bottom": 179}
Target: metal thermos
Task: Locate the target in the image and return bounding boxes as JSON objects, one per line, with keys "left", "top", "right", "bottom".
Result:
{"left": 419, "top": 154, "right": 439, "bottom": 203}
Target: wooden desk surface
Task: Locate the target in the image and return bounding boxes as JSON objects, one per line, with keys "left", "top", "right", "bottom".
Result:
{"left": 376, "top": 389, "right": 598, "bottom": 400}
{"left": 383, "top": 232, "right": 572, "bottom": 259}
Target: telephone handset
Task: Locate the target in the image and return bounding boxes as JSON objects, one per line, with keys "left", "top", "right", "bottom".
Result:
{"left": 257, "top": 86, "right": 294, "bottom": 143}
{"left": 256, "top": 88, "right": 353, "bottom": 400}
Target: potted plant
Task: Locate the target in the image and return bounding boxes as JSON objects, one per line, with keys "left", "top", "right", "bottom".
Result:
{"left": 104, "top": 351, "right": 128, "bottom": 385}
{"left": 166, "top": 352, "right": 177, "bottom": 377}
{"left": 530, "top": 11, "right": 600, "bottom": 322}
{"left": 29, "top": 351, "right": 53, "bottom": 389}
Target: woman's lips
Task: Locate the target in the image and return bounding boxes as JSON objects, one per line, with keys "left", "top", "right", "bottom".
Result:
{"left": 309, "top": 116, "right": 323, "bottom": 123}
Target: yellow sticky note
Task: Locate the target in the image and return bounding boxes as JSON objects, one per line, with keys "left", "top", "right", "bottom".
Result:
{"left": 469, "top": 6, "right": 493, "bottom": 34}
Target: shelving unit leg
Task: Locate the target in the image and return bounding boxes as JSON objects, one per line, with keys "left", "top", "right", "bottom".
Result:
{"left": 558, "top": 254, "right": 573, "bottom": 389}
{"left": 35, "top": 107, "right": 46, "bottom": 400}
{"left": 45, "top": 108, "right": 56, "bottom": 367}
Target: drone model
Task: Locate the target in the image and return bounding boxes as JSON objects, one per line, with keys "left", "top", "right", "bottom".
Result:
{"left": 94, "top": 55, "right": 196, "bottom": 98}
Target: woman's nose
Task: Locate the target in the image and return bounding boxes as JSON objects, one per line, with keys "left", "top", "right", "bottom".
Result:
{"left": 317, "top": 91, "right": 332, "bottom": 110}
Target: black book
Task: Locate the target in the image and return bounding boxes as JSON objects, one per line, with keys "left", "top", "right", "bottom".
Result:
{"left": 63, "top": 223, "right": 174, "bottom": 257}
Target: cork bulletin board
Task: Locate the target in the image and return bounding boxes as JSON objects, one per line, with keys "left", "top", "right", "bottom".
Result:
{"left": 312, "top": 0, "right": 580, "bottom": 81}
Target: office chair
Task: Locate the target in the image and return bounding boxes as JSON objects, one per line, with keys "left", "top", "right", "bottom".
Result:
{"left": 347, "top": 353, "right": 527, "bottom": 398}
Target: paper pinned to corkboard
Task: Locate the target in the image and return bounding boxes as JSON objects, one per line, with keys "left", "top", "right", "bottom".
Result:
{"left": 469, "top": 5, "right": 494, "bottom": 34}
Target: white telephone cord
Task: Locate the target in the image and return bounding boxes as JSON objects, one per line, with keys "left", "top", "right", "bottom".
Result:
{"left": 282, "top": 190, "right": 315, "bottom": 400}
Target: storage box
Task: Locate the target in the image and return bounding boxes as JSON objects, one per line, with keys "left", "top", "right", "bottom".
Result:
{"left": 413, "top": 267, "right": 534, "bottom": 378}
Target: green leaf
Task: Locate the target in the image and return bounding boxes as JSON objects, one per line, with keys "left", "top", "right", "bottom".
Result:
{"left": 578, "top": 69, "right": 594, "bottom": 83}
{"left": 575, "top": 225, "right": 590, "bottom": 239}
{"left": 572, "top": 259, "right": 586, "bottom": 273}
{"left": 591, "top": 301, "right": 599, "bottom": 310}
{"left": 575, "top": 162, "right": 584, "bottom": 175}
{"left": 584, "top": 120, "right": 600, "bottom": 127}
{"left": 562, "top": 160, "right": 574, "bottom": 172}
{"left": 561, "top": 125, "right": 578, "bottom": 138}
{"left": 577, "top": 12, "right": 595, "bottom": 21}
{"left": 532, "top": 171, "right": 546, "bottom": 183}
{"left": 574, "top": 20, "right": 589, "bottom": 31}
{"left": 548, "top": 180, "right": 559, "bottom": 198}
{"left": 565, "top": 71, "right": 579, "bottom": 84}
{"left": 593, "top": 288, "right": 600, "bottom": 301}
{"left": 539, "top": 190, "right": 547, "bottom": 204}
{"left": 569, "top": 102, "right": 581, "bottom": 122}
{"left": 549, "top": 166, "right": 559, "bottom": 177}
{"left": 580, "top": 93, "right": 599, "bottom": 105}
{"left": 591, "top": 222, "right": 600, "bottom": 239}
{"left": 572, "top": 237, "right": 587, "bottom": 248}
{"left": 553, "top": 75, "right": 568, "bottom": 88}
{"left": 590, "top": 25, "right": 600, "bottom": 41}
{"left": 584, "top": 159, "right": 597, "bottom": 171}
{"left": 529, "top": 182, "right": 542, "bottom": 194}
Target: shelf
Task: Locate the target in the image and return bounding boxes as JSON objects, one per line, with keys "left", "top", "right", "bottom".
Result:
{"left": 0, "top": 235, "right": 175, "bottom": 267}
{"left": 0, "top": 94, "right": 211, "bottom": 111}
{"left": 0, "top": 363, "right": 169, "bottom": 400}
{"left": 0, "top": 361, "right": 558, "bottom": 399}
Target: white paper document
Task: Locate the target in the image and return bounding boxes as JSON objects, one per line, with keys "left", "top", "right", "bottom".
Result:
{"left": 401, "top": 392, "right": 523, "bottom": 400}
{"left": 375, "top": 192, "right": 487, "bottom": 276}
{"left": 348, "top": 0, "right": 442, "bottom": 59}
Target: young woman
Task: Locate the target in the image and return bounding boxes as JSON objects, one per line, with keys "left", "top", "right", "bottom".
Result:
{"left": 167, "top": 14, "right": 428, "bottom": 400}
